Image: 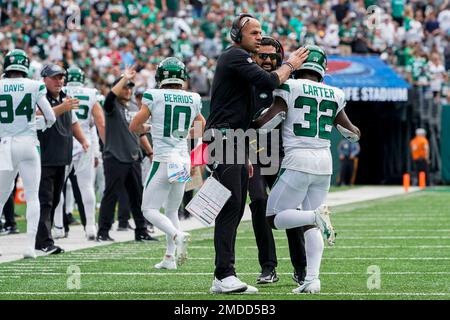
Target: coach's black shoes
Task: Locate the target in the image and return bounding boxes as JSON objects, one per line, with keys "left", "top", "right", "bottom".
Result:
{"left": 37, "top": 245, "right": 64, "bottom": 256}
{"left": 256, "top": 268, "right": 279, "bottom": 284}
{"left": 97, "top": 233, "right": 115, "bottom": 242}
{"left": 135, "top": 232, "right": 159, "bottom": 242}
{"left": 293, "top": 268, "right": 307, "bottom": 285}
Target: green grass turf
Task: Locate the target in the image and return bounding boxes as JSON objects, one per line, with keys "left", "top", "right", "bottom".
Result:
{"left": 1, "top": 190, "right": 449, "bottom": 300}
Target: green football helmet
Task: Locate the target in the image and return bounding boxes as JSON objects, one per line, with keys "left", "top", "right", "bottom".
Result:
{"left": 295, "top": 45, "right": 327, "bottom": 81}
{"left": 66, "top": 66, "right": 85, "bottom": 84}
{"left": 155, "top": 57, "right": 187, "bottom": 87}
{"left": 3, "top": 49, "right": 29, "bottom": 75}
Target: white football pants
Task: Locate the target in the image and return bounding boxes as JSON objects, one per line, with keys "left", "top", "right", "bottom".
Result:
{"left": 54, "top": 147, "right": 97, "bottom": 235}
{"left": 266, "top": 169, "right": 330, "bottom": 282}
{"left": 141, "top": 161, "right": 188, "bottom": 256}
{"left": 0, "top": 136, "right": 41, "bottom": 250}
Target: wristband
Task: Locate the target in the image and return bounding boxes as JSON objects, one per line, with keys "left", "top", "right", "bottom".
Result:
{"left": 284, "top": 62, "right": 295, "bottom": 73}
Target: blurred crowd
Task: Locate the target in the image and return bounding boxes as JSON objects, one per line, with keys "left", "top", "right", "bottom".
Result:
{"left": 0, "top": 0, "right": 449, "bottom": 100}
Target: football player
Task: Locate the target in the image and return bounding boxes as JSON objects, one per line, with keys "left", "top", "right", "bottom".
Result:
{"left": 259, "top": 45, "right": 360, "bottom": 293}
{"left": 53, "top": 66, "right": 105, "bottom": 240}
{"left": 129, "top": 57, "right": 206, "bottom": 269}
{"left": 0, "top": 49, "right": 56, "bottom": 258}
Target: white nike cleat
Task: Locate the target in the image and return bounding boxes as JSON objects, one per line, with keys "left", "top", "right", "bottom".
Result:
{"left": 242, "top": 285, "right": 259, "bottom": 294}
{"left": 175, "top": 232, "right": 191, "bottom": 266}
{"left": 314, "top": 204, "right": 336, "bottom": 246}
{"left": 85, "top": 225, "right": 97, "bottom": 241}
{"left": 210, "top": 276, "right": 248, "bottom": 294}
{"left": 23, "top": 247, "right": 37, "bottom": 259}
{"left": 154, "top": 256, "right": 177, "bottom": 270}
{"left": 52, "top": 227, "right": 65, "bottom": 239}
{"left": 292, "top": 278, "right": 321, "bottom": 294}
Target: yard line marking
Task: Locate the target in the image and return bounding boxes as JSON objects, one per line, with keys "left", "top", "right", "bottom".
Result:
{"left": 18, "top": 257, "right": 450, "bottom": 262}
{"left": 1, "top": 291, "right": 450, "bottom": 297}
{"left": 275, "top": 229, "right": 450, "bottom": 233}
{"left": 2, "top": 271, "right": 450, "bottom": 276}
{"left": 180, "top": 245, "right": 450, "bottom": 249}
{"left": 236, "top": 236, "right": 450, "bottom": 240}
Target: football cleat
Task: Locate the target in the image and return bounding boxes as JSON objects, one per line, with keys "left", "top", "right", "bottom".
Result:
{"left": 154, "top": 256, "right": 177, "bottom": 270}
{"left": 23, "top": 247, "right": 37, "bottom": 259}
{"left": 210, "top": 276, "right": 248, "bottom": 294}
{"left": 175, "top": 232, "right": 191, "bottom": 266}
{"left": 292, "top": 278, "right": 321, "bottom": 294}
{"left": 314, "top": 204, "right": 336, "bottom": 246}
{"left": 52, "top": 227, "right": 65, "bottom": 239}
{"left": 85, "top": 225, "right": 97, "bottom": 241}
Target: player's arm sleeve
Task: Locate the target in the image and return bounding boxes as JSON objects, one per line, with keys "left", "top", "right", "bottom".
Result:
{"left": 36, "top": 95, "right": 56, "bottom": 128}
{"left": 229, "top": 49, "right": 280, "bottom": 91}
{"left": 142, "top": 91, "right": 155, "bottom": 113}
{"left": 91, "top": 128, "right": 101, "bottom": 159}
{"left": 273, "top": 82, "right": 291, "bottom": 107}
{"left": 335, "top": 89, "right": 347, "bottom": 115}
{"left": 103, "top": 91, "right": 117, "bottom": 114}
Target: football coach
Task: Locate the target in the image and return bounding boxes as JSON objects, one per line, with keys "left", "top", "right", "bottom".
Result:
{"left": 205, "top": 13, "right": 309, "bottom": 294}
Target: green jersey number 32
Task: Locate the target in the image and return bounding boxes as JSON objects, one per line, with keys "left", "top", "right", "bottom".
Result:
{"left": 293, "top": 96, "right": 338, "bottom": 140}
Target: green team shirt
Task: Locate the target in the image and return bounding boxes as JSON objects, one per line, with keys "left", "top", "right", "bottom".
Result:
{"left": 155, "top": 0, "right": 179, "bottom": 11}
{"left": 392, "top": 0, "right": 405, "bottom": 18}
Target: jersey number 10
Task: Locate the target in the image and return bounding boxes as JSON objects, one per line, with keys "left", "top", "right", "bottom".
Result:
{"left": 163, "top": 104, "right": 192, "bottom": 139}
{"left": 0, "top": 93, "right": 33, "bottom": 123}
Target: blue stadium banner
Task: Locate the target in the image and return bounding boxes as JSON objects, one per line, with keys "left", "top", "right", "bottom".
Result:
{"left": 324, "top": 56, "right": 411, "bottom": 102}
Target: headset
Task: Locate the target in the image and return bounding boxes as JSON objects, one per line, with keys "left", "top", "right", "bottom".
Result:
{"left": 261, "top": 36, "right": 284, "bottom": 67}
{"left": 230, "top": 13, "right": 255, "bottom": 43}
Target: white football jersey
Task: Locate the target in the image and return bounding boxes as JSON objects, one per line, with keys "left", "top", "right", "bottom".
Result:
{"left": 274, "top": 78, "right": 346, "bottom": 175}
{"left": 64, "top": 83, "right": 98, "bottom": 156}
{"left": 0, "top": 77, "right": 47, "bottom": 138}
{"left": 142, "top": 88, "right": 202, "bottom": 163}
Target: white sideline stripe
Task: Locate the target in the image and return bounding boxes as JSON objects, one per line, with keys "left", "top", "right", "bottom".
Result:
{"left": 1, "top": 291, "right": 450, "bottom": 297}
{"left": 237, "top": 236, "right": 450, "bottom": 240}
{"left": 167, "top": 245, "right": 450, "bottom": 249}
{"left": 1, "top": 271, "right": 450, "bottom": 276}
{"left": 332, "top": 216, "right": 450, "bottom": 222}
{"left": 278, "top": 229, "right": 450, "bottom": 233}
{"left": 10, "top": 257, "right": 450, "bottom": 262}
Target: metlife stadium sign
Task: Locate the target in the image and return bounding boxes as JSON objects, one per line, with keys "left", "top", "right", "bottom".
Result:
{"left": 324, "top": 56, "right": 410, "bottom": 102}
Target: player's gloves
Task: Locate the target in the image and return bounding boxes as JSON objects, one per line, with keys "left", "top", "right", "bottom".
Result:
{"left": 336, "top": 124, "right": 360, "bottom": 143}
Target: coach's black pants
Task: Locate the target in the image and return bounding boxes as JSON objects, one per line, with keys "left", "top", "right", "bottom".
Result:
{"left": 98, "top": 157, "right": 146, "bottom": 236}
{"left": 2, "top": 175, "right": 18, "bottom": 229}
{"left": 248, "top": 164, "right": 306, "bottom": 273}
{"left": 212, "top": 161, "right": 249, "bottom": 280}
{"left": 36, "top": 165, "right": 66, "bottom": 249}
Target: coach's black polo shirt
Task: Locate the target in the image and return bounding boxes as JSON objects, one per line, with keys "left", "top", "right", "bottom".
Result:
{"left": 38, "top": 90, "right": 74, "bottom": 167}
{"left": 102, "top": 91, "right": 141, "bottom": 163}
{"left": 206, "top": 46, "right": 280, "bottom": 131}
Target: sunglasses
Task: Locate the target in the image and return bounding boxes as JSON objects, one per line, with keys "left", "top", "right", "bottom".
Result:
{"left": 257, "top": 53, "right": 279, "bottom": 61}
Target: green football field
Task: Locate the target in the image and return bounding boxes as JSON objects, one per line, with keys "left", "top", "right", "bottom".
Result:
{"left": 1, "top": 189, "right": 449, "bottom": 300}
